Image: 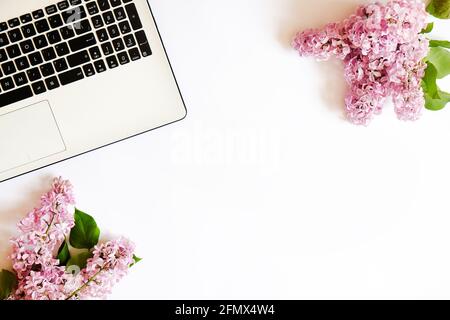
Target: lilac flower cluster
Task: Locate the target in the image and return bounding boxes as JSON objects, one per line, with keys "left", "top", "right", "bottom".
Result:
{"left": 8, "top": 178, "right": 135, "bottom": 300}
{"left": 292, "top": 0, "right": 429, "bottom": 125}
{"left": 66, "top": 238, "right": 135, "bottom": 300}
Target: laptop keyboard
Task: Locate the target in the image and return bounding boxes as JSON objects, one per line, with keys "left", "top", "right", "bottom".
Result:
{"left": 0, "top": 0, "right": 152, "bottom": 109}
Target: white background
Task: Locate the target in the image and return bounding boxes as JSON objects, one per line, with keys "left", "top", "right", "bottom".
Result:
{"left": 1, "top": 0, "right": 450, "bottom": 299}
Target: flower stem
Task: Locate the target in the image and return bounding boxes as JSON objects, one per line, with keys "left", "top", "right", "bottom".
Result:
{"left": 44, "top": 211, "right": 57, "bottom": 235}
{"left": 65, "top": 268, "right": 104, "bottom": 300}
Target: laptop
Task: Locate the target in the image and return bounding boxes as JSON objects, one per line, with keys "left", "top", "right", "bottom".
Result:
{"left": 0, "top": 0, "right": 187, "bottom": 182}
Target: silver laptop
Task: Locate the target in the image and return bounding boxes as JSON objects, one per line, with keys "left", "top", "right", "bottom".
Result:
{"left": 0, "top": 0, "right": 186, "bottom": 182}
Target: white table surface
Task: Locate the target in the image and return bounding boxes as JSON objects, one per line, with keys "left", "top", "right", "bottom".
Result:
{"left": 1, "top": 0, "right": 450, "bottom": 300}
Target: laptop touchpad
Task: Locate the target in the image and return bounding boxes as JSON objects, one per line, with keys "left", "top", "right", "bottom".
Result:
{"left": 0, "top": 101, "right": 66, "bottom": 173}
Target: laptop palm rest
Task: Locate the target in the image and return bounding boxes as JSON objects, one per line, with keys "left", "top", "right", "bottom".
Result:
{"left": 0, "top": 101, "right": 66, "bottom": 174}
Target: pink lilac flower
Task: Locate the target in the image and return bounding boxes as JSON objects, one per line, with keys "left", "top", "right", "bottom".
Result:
{"left": 345, "top": 86, "right": 386, "bottom": 125}
{"left": 65, "top": 238, "right": 135, "bottom": 300}
{"left": 13, "top": 267, "right": 69, "bottom": 300}
{"left": 8, "top": 178, "right": 75, "bottom": 299}
{"left": 10, "top": 178, "right": 75, "bottom": 280}
{"left": 292, "top": 0, "right": 429, "bottom": 125}
{"left": 6, "top": 178, "right": 137, "bottom": 300}
{"left": 393, "top": 86, "right": 425, "bottom": 121}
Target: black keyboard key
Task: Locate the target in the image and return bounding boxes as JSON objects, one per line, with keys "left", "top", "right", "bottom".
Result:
{"left": 60, "top": 26, "right": 75, "bottom": 39}
{"left": 91, "top": 15, "right": 104, "bottom": 28}
{"left": 75, "top": 19, "right": 91, "bottom": 35}
{"left": 110, "top": 0, "right": 121, "bottom": 7}
{"left": 28, "top": 52, "right": 43, "bottom": 66}
{"left": 89, "top": 46, "right": 101, "bottom": 59}
{"left": 2, "top": 61, "right": 16, "bottom": 75}
{"left": 0, "top": 34, "right": 9, "bottom": 48}
{"left": 27, "top": 67, "right": 41, "bottom": 81}
{"left": 45, "top": 76, "right": 60, "bottom": 90}
{"left": 102, "top": 11, "right": 115, "bottom": 25}
{"left": 125, "top": 4, "right": 142, "bottom": 30}
{"left": 135, "top": 30, "right": 151, "bottom": 57}
{"left": 117, "top": 51, "right": 129, "bottom": 65}
{"left": 135, "top": 30, "right": 147, "bottom": 45}
{"left": 0, "top": 49, "right": 7, "bottom": 62}
{"left": 70, "top": 0, "right": 82, "bottom": 5}
{"left": 47, "top": 30, "right": 62, "bottom": 44}
{"left": 54, "top": 58, "right": 68, "bottom": 72}
{"left": 32, "top": 80, "right": 46, "bottom": 95}
{"left": 20, "top": 39, "right": 34, "bottom": 54}
{"left": 96, "top": 28, "right": 109, "bottom": 42}
{"left": 119, "top": 21, "right": 131, "bottom": 35}
{"left": 101, "top": 42, "right": 113, "bottom": 55}
{"left": 49, "top": 14, "right": 64, "bottom": 29}
{"left": 67, "top": 50, "right": 90, "bottom": 67}
{"left": 1, "top": 77, "right": 15, "bottom": 91}
{"left": 13, "top": 72, "right": 28, "bottom": 86}
{"left": 139, "top": 43, "right": 152, "bottom": 57}
{"left": 0, "top": 22, "right": 7, "bottom": 32}
{"left": 15, "top": 56, "right": 30, "bottom": 70}
{"left": 20, "top": 14, "right": 32, "bottom": 24}
{"left": 21, "top": 24, "right": 36, "bottom": 38}
{"left": 112, "top": 38, "right": 124, "bottom": 51}
{"left": 123, "top": 34, "right": 135, "bottom": 48}
{"left": 40, "top": 63, "right": 55, "bottom": 77}
{"left": 128, "top": 47, "right": 140, "bottom": 61}
{"left": 33, "top": 35, "right": 48, "bottom": 49}
{"left": 106, "top": 55, "right": 118, "bottom": 68}
{"left": 6, "top": 44, "right": 21, "bottom": 58}
{"left": 42, "top": 47, "right": 57, "bottom": 61}
{"left": 8, "top": 18, "right": 20, "bottom": 28}
{"left": 68, "top": 33, "right": 97, "bottom": 51}
{"left": 46, "top": 5, "right": 58, "bottom": 15}
{"left": 55, "top": 42, "right": 70, "bottom": 56}
{"left": 107, "top": 25, "right": 119, "bottom": 38}
{"left": 87, "top": 2, "right": 99, "bottom": 15}
{"left": 83, "top": 63, "right": 95, "bottom": 77}
{"left": 59, "top": 67, "right": 84, "bottom": 85}
{"left": 32, "top": 10, "right": 45, "bottom": 20}
{"left": 0, "top": 85, "right": 33, "bottom": 108}
{"left": 93, "top": 59, "right": 106, "bottom": 73}
{"left": 114, "top": 7, "right": 126, "bottom": 21}
{"left": 98, "top": 0, "right": 110, "bottom": 11}
{"left": 35, "top": 19, "right": 50, "bottom": 33}
{"left": 62, "top": 6, "right": 87, "bottom": 24}
{"left": 58, "top": 1, "right": 70, "bottom": 11}
{"left": 8, "top": 29, "right": 23, "bottom": 43}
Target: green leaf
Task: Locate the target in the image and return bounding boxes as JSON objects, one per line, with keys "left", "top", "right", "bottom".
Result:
{"left": 57, "top": 240, "right": 71, "bottom": 266}
{"left": 427, "top": 0, "right": 450, "bottom": 19}
{"left": 69, "top": 208, "right": 100, "bottom": 249}
{"left": 422, "top": 62, "right": 439, "bottom": 98}
{"left": 422, "top": 61, "right": 450, "bottom": 111}
{"left": 0, "top": 270, "right": 17, "bottom": 300}
{"left": 67, "top": 252, "right": 93, "bottom": 270}
{"left": 424, "top": 92, "right": 450, "bottom": 110}
{"left": 427, "top": 47, "right": 450, "bottom": 79}
{"left": 439, "top": 90, "right": 450, "bottom": 100}
{"left": 130, "top": 254, "right": 142, "bottom": 267}
{"left": 421, "top": 22, "right": 434, "bottom": 34}
{"left": 429, "top": 40, "right": 450, "bottom": 48}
